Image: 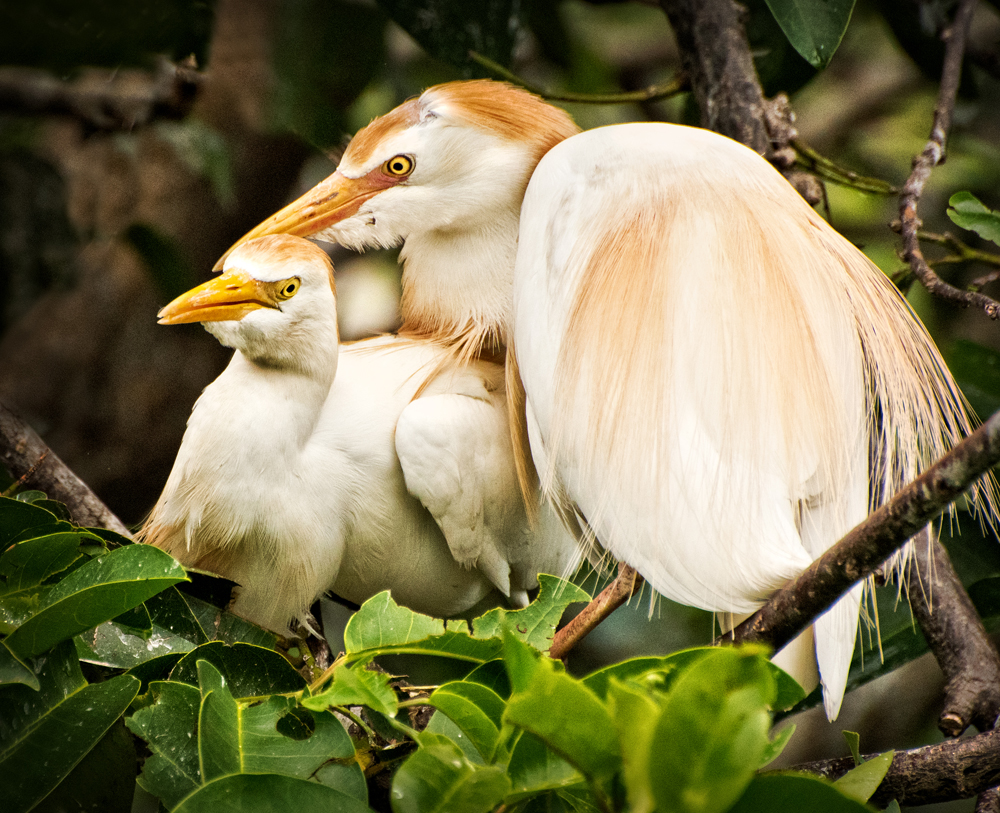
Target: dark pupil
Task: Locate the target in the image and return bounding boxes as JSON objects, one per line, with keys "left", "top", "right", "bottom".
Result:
{"left": 393, "top": 161, "right": 404, "bottom": 172}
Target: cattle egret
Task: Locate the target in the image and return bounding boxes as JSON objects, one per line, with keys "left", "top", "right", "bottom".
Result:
{"left": 140, "top": 234, "right": 577, "bottom": 633}
{"left": 220, "top": 81, "right": 997, "bottom": 719}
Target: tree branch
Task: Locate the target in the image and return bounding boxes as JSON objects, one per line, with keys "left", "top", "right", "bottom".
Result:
{"left": 726, "top": 409, "right": 1000, "bottom": 652}
{"left": 897, "top": 0, "right": 1000, "bottom": 318}
{"left": 0, "top": 401, "right": 131, "bottom": 536}
{"left": 0, "top": 59, "right": 202, "bottom": 131}
{"left": 794, "top": 726, "right": 1000, "bottom": 806}
{"left": 657, "top": 0, "right": 770, "bottom": 155}
{"left": 907, "top": 529, "right": 1000, "bottom": 736}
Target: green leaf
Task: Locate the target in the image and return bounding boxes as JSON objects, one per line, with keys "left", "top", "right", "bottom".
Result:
{"left": 377, "top": 0, "right": 522, "bottom": 71}
{"left": 4, "top": 544, "right": 187, "bottom": 659}
{"left": 843, "top": 730, "right": 862, "bottom": 766}
{"left": 424, "top": 710, "right": 487, "bottom": 764}
{"left": 729, "top": 772, "right": 874, "bottom": 812}
{"left": 428, "top": 680, "right": 506, "bottom": 762}
{"left": 303, "top": 660, "right": 398, "bottom": 717}
{"left": 506, "top": 731, "right": 584, "bottom": 801}
{"left": 0, "top": 495, "right": 72, "bottom": 547}
{"left": 945, "top": 341, "right": 1000, "bottom": 429}
{"left": 272, "top": 0, "right": 387, "bottom": 149}
{"left": 760, "top": 724, "right": 797, "bottom": 768}
{"left": 0, "top": 531, "right": 86, "bottom": 595}
{"left": 173, "top": 773, "right": 374, "bottom": 813}
{"left": 169, "top": 641, "right": 305, "bottom": 697}
{"left": 648, "top": 646, "right": 775, "bottom": 813}
{"left": 464, "top": 659, "right": 511, "bottom": 698}
{"left": 582, "top": 650, "right": 713, "bottom": 699}
{"left": 763, "top": 0, "right": 856, "bottom": 68}
{"left": 390, "top": 738, "right": 510, "bottom": 813}
{"left": 503, "top": 633, "right": 621, "bottom": 793}
{"left": 0, "top": 640, "right": 139, "bottom": 813}
{"left": 344, "top": 591, "right": 501, "bottom": 663}
{"left": 472, "top": 574, "right": 590, "bottom": 651}
{"left": 127, "top": 680, "right": 204, "bottom": 808}
{"left": 607, "top": 679, "right": 661, "bottom": 813}
{"left": 0, "top": 640, "right": 38, "bottom": 689}
{"left": 129, "top": 660, "right": 359, "bottom": 811}
{"left": 948, "top": 192, "right": 1000, "bottom": 245}
{"left": 834, "top": 751, "right": 894, "bottom": 802}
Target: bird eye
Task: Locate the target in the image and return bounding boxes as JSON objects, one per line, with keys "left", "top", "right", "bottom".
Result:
{"left": 383, "top": 154, "right": 414, "bottom": 177}
{"left": 276, "top": 278, "right": 300, "bottom": 300}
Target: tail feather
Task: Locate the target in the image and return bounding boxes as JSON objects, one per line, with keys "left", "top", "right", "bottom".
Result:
{"left": 813, "top": 582, "right": 864, "bottom": 721}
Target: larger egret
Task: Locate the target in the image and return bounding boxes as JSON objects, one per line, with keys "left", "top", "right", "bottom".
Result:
{"left": 140, "top": 234, "right": 577, "bottom": 633}
{"left": 221, "top": 80, "right": 996, "bottom": 718}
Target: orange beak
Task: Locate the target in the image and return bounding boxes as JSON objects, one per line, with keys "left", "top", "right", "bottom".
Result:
{"left": 213, "top": 169, "right": 396, "bottom": 271}
{"left": 158, "top": 269, "right": 278, "bottom": 325}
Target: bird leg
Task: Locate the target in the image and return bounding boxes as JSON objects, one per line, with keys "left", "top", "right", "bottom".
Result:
{"left": 549, "top": 563, "right": 642, "bottom": 660}
{"left": 905, "top": 527, "right": 1000, "bottom": 737}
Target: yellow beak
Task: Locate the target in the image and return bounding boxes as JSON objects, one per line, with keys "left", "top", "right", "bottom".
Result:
{"left": 213, "top": 170, "right": 392, "bottom": 271}
{"left": 158, "top": 270, "right": 278, "bottom": 325}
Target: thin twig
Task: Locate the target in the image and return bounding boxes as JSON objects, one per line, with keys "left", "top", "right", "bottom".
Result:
{"left": 0, "top": 401, "right": 132, "bottom": 536}
{"left": 549, "top": 564, "right": 642, "bottom": 660}
{"left": 468, "top": 51, "right": 688, "bottom": 104}
{"left": 792, "top": 139, "right": 898, "bottom": 195}
{"left": 897, "top": 0, "right": 1000, "bottom": 318}
{"left": 726, "top": 409, "right": 1000, "bottom": 652}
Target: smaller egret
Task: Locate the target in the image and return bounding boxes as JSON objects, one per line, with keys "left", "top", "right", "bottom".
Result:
{"left": 139, "top": 234, "right": 577, "bottom": 633}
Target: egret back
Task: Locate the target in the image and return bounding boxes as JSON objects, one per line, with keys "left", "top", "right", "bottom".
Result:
{"left": 513, "top": 122, "right": 993, "bottom": 613}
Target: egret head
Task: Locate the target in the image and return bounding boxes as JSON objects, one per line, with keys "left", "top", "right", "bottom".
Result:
{"left": 159, "top": 234, "right": 338, "bottom": 369}
{"left": 216, "top": 81, "right": 579, "bottom": 266}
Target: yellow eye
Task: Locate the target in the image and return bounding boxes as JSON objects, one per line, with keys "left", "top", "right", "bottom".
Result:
{"left": 383, "top": 154, "right": 414, "bottom": 177}
{"left": 276, "top": 278, "right": 300, "bottom": 300}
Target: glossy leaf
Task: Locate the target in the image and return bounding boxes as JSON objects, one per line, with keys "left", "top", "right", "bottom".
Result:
{"left": 303, "top": 659, "right": 398, "bottom": 717}
{"left": 169, "top": 641, "right": 305, "bottom": 697}
{"left": 0, "top": 495, "right": 72, "bottom": 547}
{"left": 503, "top": 633, "right": 621, "bottom": 791}
{"left": 428, "top": 680, "right": 506, "bottom": 761}
{"left": 464, "top": 659, "right": 511, "bottom": 698}
{"left": 0, "top": 640, "right": 139, "bottom": 813}
{"left": 127, "top": 680, "right": 204, "bottom": 809}
{"left": 729, "top": 772, "right": 874, "bottom": 812}
{"left": 376, "top": 0, "right": 521, "bottom": 71}
{"left": 0, "top": 531, "right": 88, "bottom": 595}
{"left": 390, "top": 738, "right": 510, "bottom": 813}
{"left": 173, "top": 773, "right": 374, "bottom": 813}
{"left": 199, "top": 659, "right": 356, "bottom": 780}
{"left": 648, "top": 647, "right": 775, "bottom": 813}
{"left": 4, "top": 544, "right": 187, "bottom": 659}
{"left": 763, "top": 0, "right": 856, "bottom": 68}
{"left": 424, "top": 710, "right": 486, "bottom": 764}
{"left": 344, "top": 591, "right": 501, "bottom": 663}
{"left": 760, "top": 724, "right": 797, "bottom": 768}
{"left": 833, "top": 751, "right": 894, "bottom": 801}
{"left": 506, "top": 731, "right": 585, "bottom": 801}
{"left": 948, "top": 192, "right": 1000, "bottom": 245}
{"left": 472, "top": 574, "right": 590, "bottom": 651}
{"left": 0, "top": 640, "right": 38, "bottom": 689}
{"left": 607, "top": 679, "right": 661, "bottom": 813}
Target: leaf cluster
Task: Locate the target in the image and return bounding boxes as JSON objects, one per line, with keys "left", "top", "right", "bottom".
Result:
{"left": 0, "top": 493, "right": 902, "bottom": 812}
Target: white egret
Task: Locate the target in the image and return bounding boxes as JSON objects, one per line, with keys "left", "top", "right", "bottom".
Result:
{"left": 220, "top": 81, "right": 996, "bottom": 718}
{"left": 140, "top": 234, "right": 577, "bottom": 633}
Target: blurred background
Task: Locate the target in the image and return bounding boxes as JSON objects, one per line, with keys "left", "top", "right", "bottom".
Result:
{"left": 2, "top": 1, "right": 1000, "bottom": 803}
